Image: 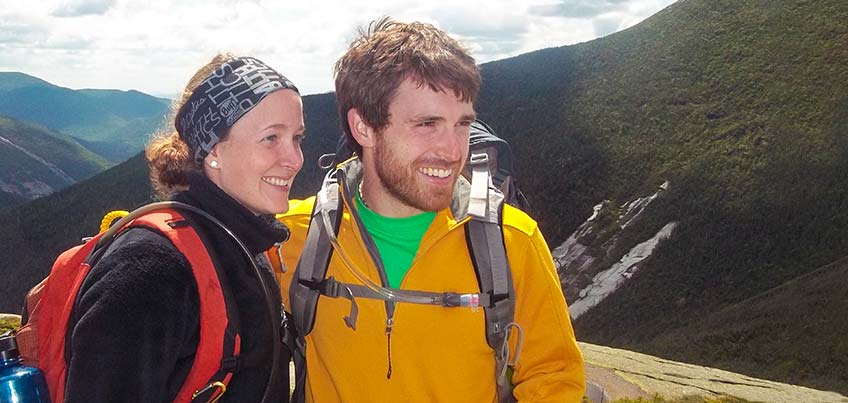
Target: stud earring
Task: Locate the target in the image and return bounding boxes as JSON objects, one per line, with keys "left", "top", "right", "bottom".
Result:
{"left": 209, "top": 160, "right": 220, "bottom": 168}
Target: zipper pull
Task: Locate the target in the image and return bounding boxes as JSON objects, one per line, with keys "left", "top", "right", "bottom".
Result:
{"left": 385, "top": 317, "right": 394, "bottom": 335}
{"left": 385, "top": 318, "right": 394, "bottom": 379}
{"left": 275, "top": 242, "right": 287, "bottom": 273}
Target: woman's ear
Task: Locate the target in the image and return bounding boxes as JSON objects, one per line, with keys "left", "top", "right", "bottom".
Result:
{"left": 202, "top": 146, "right": 224, "bottom": 185}
{"left": 204, "top": 147, "right": 221, "bottom": 169}
{"left": 348, "top": 108, "right": 376, "bottom": 150}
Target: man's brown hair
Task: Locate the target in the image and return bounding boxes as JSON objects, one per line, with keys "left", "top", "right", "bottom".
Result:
{"left": 334, "top": 17, "right": 481, "bottom": 157}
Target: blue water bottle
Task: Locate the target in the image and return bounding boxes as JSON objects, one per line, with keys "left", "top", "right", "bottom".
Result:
{"left": 0, "top": 334, "right": 50, "bottom": 403}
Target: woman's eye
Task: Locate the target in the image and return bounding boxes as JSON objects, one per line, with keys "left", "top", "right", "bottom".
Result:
{"left": 261, "top": 134, "right": 278, "bottom": 142}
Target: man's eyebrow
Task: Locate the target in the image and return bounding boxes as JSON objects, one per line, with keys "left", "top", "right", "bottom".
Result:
{"left": 406, "top": 113, "right": 477, "bottom": 123}
{"left": 407, "top": 115, "right": 445, "bottom": 123}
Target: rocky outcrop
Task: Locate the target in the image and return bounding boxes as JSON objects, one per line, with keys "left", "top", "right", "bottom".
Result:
{"left": 555, "top": 181, "right": 676, "bottom": 319}
{"left": 581, "top": 342, "right": 848, "bottom": 402}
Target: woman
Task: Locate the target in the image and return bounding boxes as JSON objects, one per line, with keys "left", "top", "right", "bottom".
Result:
{"left": 63, "top": 54, "right": 303, "bottom": 402}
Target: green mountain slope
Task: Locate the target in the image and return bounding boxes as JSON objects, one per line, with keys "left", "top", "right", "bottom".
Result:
{"left": 475, "top": 0, "right": 848, "bottom": 394}
{"left": 0, "top": 190, "right": 27, "bottom": 210}
{"left": 645, "top": 257, "right": 848, "bottom": 394}
{"left": 0, "top": 153, "right": 152, "bottom": 310}
{"left": 0, "top": 73, "right": 170, "bottom": 162}
{"left": 0, "top": 115, "right": 110, "bottom": 203}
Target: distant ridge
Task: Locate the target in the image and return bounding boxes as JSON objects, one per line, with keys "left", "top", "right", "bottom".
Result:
{"left": 0, "top": 72, "right": 170, "bottom": 162}
{"left": 0, "top": 71, "right": 52, "bottom": 91}
{"left": 0, "top": 115, "right": 110, "bottom": 204}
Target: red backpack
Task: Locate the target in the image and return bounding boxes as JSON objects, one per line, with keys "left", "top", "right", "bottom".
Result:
{"left": 16, "top": 202, "right": 241, "bottom": 403}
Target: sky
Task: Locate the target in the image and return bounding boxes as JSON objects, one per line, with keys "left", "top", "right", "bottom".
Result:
{"left": 0, "top": 0, "right": 676, "bottom": 97}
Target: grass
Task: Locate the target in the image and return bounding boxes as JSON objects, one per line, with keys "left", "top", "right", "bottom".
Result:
{"left": 584, "top": 395, "right": 752, "bottom": 403}
{"left": 617, "top": 397, "right": 750, "bottom": 403}
{"left": 0, "top": 315, "right": 20, "bottom": 334}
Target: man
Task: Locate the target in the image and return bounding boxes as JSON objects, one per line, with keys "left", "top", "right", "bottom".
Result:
{"left": 275, "top": 18, "right": 585, "bottom": 402}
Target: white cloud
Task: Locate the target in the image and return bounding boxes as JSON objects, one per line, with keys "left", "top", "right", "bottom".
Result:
{"left": 51, "top": 0, "right": 115, "bottom": 17}
{"left": 529, "top": 0, "right": 630, "bottom": 18}
{"left": 0, "top": 0, "right": 678, "bottom": 96}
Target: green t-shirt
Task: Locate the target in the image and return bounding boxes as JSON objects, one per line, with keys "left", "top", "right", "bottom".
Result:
{"left": 355, "top": 189, "right": 436, "bottom": 288}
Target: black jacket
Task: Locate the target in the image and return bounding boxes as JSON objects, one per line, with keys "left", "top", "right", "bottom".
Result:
{"left": 65, "top": 173, "right": 291, "bottom": 402}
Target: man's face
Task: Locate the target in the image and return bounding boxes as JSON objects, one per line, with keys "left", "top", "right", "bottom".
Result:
{"left": 363, "top": 78, "right": 475, "bottom": 217}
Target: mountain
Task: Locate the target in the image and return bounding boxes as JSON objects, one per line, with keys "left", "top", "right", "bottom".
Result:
{"left": 0, "top": 72, "right": 171, "bottom": 162}
{"left": 482, "top": 0, "right": 846, "bottom": 394}
{"left": 0, "top": 153, "right": 152, "bottom": 308}
{"left": 0, "top": 190, "right": 27, "bottom": 210}
{"left": 0, "top": 115, "right": 110, "bottom": 206}
{"left": 1, "top": 0, "right": 847, "bottom": 395}
{"left": 0, "top": 72, "right": 52, "bottom": 91}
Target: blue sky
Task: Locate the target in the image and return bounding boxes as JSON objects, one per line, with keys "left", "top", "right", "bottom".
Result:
{"left": 0, "top": 0, "right": 676, "bottom": 97}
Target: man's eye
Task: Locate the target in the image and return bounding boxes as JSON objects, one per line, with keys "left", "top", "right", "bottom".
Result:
{"left": 294, "top": 134, "right": 305, "bottom": 144}
{"left": 457, "top": 120, "right": 473, "bottom": 127}
{"left": 417, "top": 121, "right": 435, "bottom": 127}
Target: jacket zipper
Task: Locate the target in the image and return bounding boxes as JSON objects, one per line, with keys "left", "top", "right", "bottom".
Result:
{"left": 337, "top": 169, "right": 396, "bottom": 379}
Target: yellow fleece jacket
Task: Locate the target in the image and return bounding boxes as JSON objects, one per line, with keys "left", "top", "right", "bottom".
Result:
{"left": 273, "top": 163, "right": 585, "bottom": 402}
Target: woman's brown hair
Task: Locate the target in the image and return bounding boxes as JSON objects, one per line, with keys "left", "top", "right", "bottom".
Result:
{"left": 145, "top": 53, "right": 235, "bottom": 199}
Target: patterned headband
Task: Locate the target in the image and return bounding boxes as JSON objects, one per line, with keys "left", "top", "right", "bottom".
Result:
{"left": 175, "top": 56, "right": 299, "bottom": 166}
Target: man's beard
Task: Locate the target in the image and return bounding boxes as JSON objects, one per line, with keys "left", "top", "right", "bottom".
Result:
{"left": 373, "top": 139, "right": 458, "bottom": 212}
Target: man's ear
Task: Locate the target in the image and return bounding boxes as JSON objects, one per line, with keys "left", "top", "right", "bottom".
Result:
{"left": 348, "top": 108, "right": 376, "bottom": 149}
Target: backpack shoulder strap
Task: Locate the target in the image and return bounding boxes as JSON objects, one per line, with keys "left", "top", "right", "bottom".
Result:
{"left": 130, "top": 209, "right": 240, "bottom": 403}
{"left": 152, "top": 201, "right": 281, "bottom": 403}
{"left": 466, "top": 151, "right": 519, "bottom": 403}
{"left": 39, "top": 202, "right": 240, "bottom": 403}
{"left": 289, "top": 170, "right": 342, "bottom": 403}
{"left": 290, "top": 169, "right": 343, "bottom": 338}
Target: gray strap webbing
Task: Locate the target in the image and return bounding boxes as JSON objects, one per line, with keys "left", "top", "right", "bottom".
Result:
{"left": 468, "top": 152, "right": 490, "bottom": 218}
{"left": 315, "top": 277, "right": 492, "bottom": 308}
{"left": 468, "top": 217, "right": 516, "bottom": 403}
{"left": 291, "top": 171, "right": 340, "bottom": 336}
{"left": 290, "top": 171, "right": 341, "bottom": 403}
{"left": 466, "top": 156, "right": 516, "bottom": 403}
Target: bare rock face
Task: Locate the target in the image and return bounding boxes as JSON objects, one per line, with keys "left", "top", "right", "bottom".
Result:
{"left": 581, "top": 342, "right": 848, "bottom": 403}
{"left": 555, "top": 181, "right": 676, "bottom": 319}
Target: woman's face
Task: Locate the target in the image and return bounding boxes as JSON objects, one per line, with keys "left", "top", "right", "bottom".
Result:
{"left": 205, "top": 89, "right": 304, "bottom": 214}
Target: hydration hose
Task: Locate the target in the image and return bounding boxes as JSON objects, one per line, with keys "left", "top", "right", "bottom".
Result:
{"left": 318, "top": 194, "right": 446, "bottom": 306}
